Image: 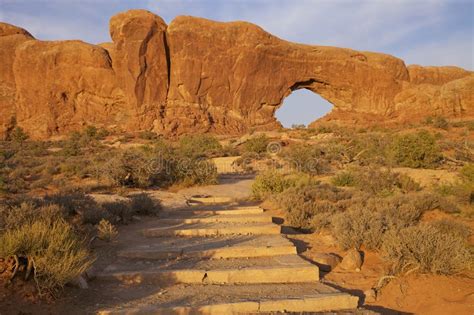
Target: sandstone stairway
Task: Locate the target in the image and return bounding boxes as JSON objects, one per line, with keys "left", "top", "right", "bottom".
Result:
{"left": 97, "top": 204, "right": 359, "bottom": 314}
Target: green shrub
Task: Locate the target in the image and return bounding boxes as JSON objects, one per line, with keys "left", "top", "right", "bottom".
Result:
{"left": 276, "top": 183, "right": 352, "bottom": 230}
{"left": 460, "top": 163, "right": 474, "bottom": 183}
{"left": 97, "top": 219, "right": 118, "bottom": 241}
{"left": 345, "top": 132, "right": 393, "bottom": 166}
{"left": 382, "top": 224, "right": 472, "bottom": 275}
{"left": 329, "top": 193, "right": 434, "bottom": 250}
{"left": 0, "top": 202, "right": 62, "bottom": 230}
{"left": 397, "top": 173, "right": 422, "bottom": 193}
{"left": 102, "top": 148, "right": 160, "bottom": 188}
{"left": 173, "top": 158, "right": 218, "bottom": 187}
{"left": 8, "top": 127, "right": 29, "bottom": 142}
{"left": 61, "top": 132, "right": 83, "bottom": 157}
{"left": 0, "top": 218, "right": 93, "bottom": 293}
{"left": 435, "top": 181, "right": 473, "bottom": 206}
{"left": 352, "top": 167, "right": 402, "bottom": 196}
{"left": 130, "top": 193, "right": 161, "bottom": 216}
{"left": 331, "top": 171, "right": 356, "bottom": 187}
{"left": 138, "top": 131, "right": 158, "bottom": 140}
{"left": 43, "top": 189, "right": 99, "bottom": 216}
{"left": 279, "top": 143, "right": 327, "bottom": 175}
{"left": 332, "top": 208, "right": 385, "bottom": 250}
{"left": 243, "top": 134, "right": 269, "bottom": 154}
{"left": 433, "top": 116, "right": 449, "bottom": 130}
{"left": 0, "top": 173, "right": 6, "bottom": 194}
{"left": 178, "top": 134, "right": 222, "bottom": 158}
{"left": 102, "top": 201, "right": 133, "bottom": 223}
{"left": 429, "top": 219, "right": 471, "bottom": 240}
{"left": 389, "top": 130, "right": 442, "bottom": 168}
{"left": 251, "top": 170, "right": 295, "bottom": 200}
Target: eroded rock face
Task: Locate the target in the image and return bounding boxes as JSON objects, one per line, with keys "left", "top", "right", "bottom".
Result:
{"left": 165, "top": 16, "right": 412, "bottom": 134}
{"left": 109, "top": 10, "right": 169, "bottom": 131}
{"left": 0, "top": 10, "right": 472, "bottom": 139}
{"left": 13, "top": 40, "right": 126, "bottom": 138}
{"left": 0, "top": 23, "right": 34, "bottom": 139}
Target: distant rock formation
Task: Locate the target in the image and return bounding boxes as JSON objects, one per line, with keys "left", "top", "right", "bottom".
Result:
{"left": 0, "top": 9, "right": 472, "bottom": 139}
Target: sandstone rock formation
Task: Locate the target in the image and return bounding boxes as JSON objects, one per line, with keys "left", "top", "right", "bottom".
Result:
{"left": 0, "top": 9, "right": 472, "bottom": 139}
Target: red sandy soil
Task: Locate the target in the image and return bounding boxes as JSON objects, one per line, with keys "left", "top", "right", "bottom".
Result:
{"left": 266, "top": 204, "right": 474, "bottom": 315}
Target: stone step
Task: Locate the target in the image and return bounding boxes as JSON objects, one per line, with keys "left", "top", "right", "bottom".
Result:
{"left": 117, "top": 235, "right": 296, "bottom": 260}
{"left": 96, "top": 255, "right": 319, "bottom": 285}
{"left": 96, "top": 283, "right": 358, "bottom": 314}
{"left": 161, "top": 206, "right": 264, "bottom": 216}
{"left": 143, "top": 222, "right": 280, "bottom": 237}
{"left": 187, "top": 196, "right": 233, "bottom": 204}
{"left": 158, "top": 213, "right": 272, "bottom": 224}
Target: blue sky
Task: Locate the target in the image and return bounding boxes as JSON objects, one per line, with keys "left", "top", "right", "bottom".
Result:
{"left": 1, "top": 0, "right": 472, "bottom": 127}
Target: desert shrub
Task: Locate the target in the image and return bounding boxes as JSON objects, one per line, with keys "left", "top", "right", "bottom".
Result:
{"left": 331, "top": 170, "right": 356, "bottom": 187}
{"left": 433, "top": 116, "right": 449, "bottom": 130}
{"left": 435, "top": 181, "right": 473, "bottom": 206}
{"left": 0, "top": 173, "right": 7, "bottom": 194}
{"left": 0, "top": 201, "right": 93, "bottom": 294}
{"left": 409, "top": 192, "right": 446, "bottom": 212}
{"left": 345, "top": 132, "right": 393, "bottom": 166}
{"left": 102, "top": 201, "right": 133, "bottom": 223}
{"left": 233, "top": 152, "right": 262, "bottom": 173}
{"left": 0, "top": 217, "right": 93, "bottom": 293}
{"left": 329, "top": 193, "right": 436, "bottom": 250}
{"left": 0, "top": 202, "right": 62, "bottom": 230}
{"left": 352, "top": 167, "right": 401, "bottom": 196}
{"left": 345, "top": 167, "right": 421, "bottom": 196}
{"left": 61, "top": 133, "right": 84, "bottom": 157}
{"left": 276, "top": 183, "right": 352, "bottom": 229}
{"left": 243, "top": 134, "right": 269, "bottom": 154}
{"left": 178, "top": 134, "right": 222, "bottom": 158}
{"left": 279, "top": 143, "right": 327, "bottom": 175}
{"left": 397, "top": 173, "right": 422, "bottom": 193}
{"left": 429, "top": 219, "right": 471, "bottom": 240}
{"left": 43, "top": 189, "right": 99, "bottom": 216}
{"left": 468, "top": 121, "right": 474, "bottom": 131}
{"left": 389, "top": 130, "right": 442, "bottom": 168}
{"left": 8, "top": 127, "right": 29, "bottom": 142}
{"left": 130, "top": 193, "right": 161, "bottom": 216}
{"left": 173, "top": 158, "right": 218, "bottom": 187}
{"left": 251, "top": 170, "right": 295, "bottom": 200}
{"left": 380, "top": 200, "right": 424, "bottom": 231}
{"left": 382, "top": 224, "right": 472, "bottom": 275}
{"left": 332, "top": 208, "right": 385, "bottom": 250}
{"left": 220, "top": 144, "right": 239, "bottom": 157}
{"left": 101, "top": 148, "right": 160, "bottom": 188}
{"left": 60, "top": 127, "right": 107, "bottom": 157}
{"left": 460, "top": 163, "right": 474, "bottom": 183}
{"left": 138, "top": 130, "right": 158, "bottom": 140}
{"left": 102, "top": 144, "right": 218, "bottom": 188}
{"left": 83, "top": 126, "right": 108, "bottom": 141}
{"left": 97, "top": 219, "right": 118, "bottom": 241}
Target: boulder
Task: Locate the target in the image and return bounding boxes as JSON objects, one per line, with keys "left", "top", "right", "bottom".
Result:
{"left": 339, "top": 248, "right": 363, "bottom": 271}
{"left": 311, "top": 253, "right": 342, "bottom": 272}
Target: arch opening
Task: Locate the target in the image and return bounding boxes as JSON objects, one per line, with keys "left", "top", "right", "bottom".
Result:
{"left": 275, "top": 89, "right": 333, "bottom": 128}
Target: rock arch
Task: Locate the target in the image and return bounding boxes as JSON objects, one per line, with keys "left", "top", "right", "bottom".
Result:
{"left": 0, "top": 10, "right": 472, "bottom": 139}
{"left": 275, "top": 87, "right": 334, "bottom": 128}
